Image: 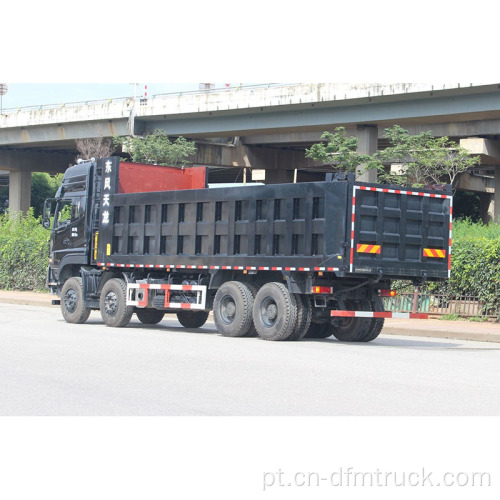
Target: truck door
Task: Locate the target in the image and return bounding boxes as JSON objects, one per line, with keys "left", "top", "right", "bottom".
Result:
{"left": 51, "top": 196, "right": 87, "bottom": 270}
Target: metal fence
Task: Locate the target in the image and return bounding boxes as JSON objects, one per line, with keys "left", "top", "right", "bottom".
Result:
{"left": 383, "top": 291, "right": 500, "bottom": 319}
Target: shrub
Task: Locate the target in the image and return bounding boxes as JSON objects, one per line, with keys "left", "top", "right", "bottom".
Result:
{"left": 0, "top": 210, "right": 49, "bottom": 291}
{"left": 427, "top": 220, "right": 500, "bottom": 314}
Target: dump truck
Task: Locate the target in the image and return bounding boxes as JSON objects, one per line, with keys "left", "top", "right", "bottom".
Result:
{"left": 43, "top": 157, "right": 452, "bottom": 342}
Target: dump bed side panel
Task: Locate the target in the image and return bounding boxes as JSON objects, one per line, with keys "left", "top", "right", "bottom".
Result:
{"left": 94, "top": 179, "right": 349, "bottom": 272}
{"left": 350, "top": 184, "right": 452, "bottom": 279}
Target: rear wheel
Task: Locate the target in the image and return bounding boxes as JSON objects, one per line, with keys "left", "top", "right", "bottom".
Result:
{"left": 288, "top": 294, "right": 312, "bottom": 341}
{"left": 177, "top": 310, "right": 209, "bottom": 328}
{"left": 304, "top": 322, "right": 333, "bottom": 339}
{"left": 359, "top": 296, "right": 385, "bottom": 342}
{"left": 60, "top": 277, "right": 91, "bottom": 324}
{"left": 330, "top": 300, "right": 370, "bottom": 342}
{"left": 136, "top": 309, "right": 165, "bottom": 325}
{"left": 100, "top": 278, "right": 133, "bottom": 328}
{"left": 213, "top": 281, "right": 254, "bottom": 337}
{"left": 253, "top": 282, "right": 297, "bottom": 341}
{"left": 243, "top": 282, "right": 259, "bottom": 337}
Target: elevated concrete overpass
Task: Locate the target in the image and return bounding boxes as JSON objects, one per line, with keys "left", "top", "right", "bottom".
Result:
{"left": 1, "top": 83, "right": 499, "bottom": 220}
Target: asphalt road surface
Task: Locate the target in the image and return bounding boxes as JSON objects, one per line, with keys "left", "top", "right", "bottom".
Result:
{"left": 1, "top": 303, "right": 499, "bottom": 416}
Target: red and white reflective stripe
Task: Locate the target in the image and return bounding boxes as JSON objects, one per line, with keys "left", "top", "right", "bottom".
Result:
{"left": 97, "top": 263, "right": 340, "bottom": 273}
{"left": 330, "top": 310, "right": 428, "bottom": 319}
{"left": 127, "top": 283, "right": 207, "bottom": 310}
{"left": 358, "top": 185, "right": 451, "bottom": 199}
{"left": 448, "top": 197, "right": 453, "bottom": 278}
{"left": 350, "top": 188, "right": 356, "bottom": 272}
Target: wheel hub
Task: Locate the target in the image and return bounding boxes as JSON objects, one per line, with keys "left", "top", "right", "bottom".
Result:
{"left": 266, "top": 303, "right": 278, "bottom": 321}
{"left": 104, "top": 291, "right": 118, "bottom": 316}
{"left": 64, "top": 289, "right": 77, "bottom": 313}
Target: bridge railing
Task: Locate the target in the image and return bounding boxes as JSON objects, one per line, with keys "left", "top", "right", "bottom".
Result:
{"left": 0, "top": 83, "right": 294, "bottom": 115}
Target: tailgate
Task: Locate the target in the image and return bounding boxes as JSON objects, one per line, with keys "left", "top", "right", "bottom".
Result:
{"left": 350, "top": 185, "right": 452, "bottom": 279}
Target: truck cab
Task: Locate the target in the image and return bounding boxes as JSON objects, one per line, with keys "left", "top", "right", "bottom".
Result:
{"left": 44, "top": 160, "right": 93, "bottom": 292}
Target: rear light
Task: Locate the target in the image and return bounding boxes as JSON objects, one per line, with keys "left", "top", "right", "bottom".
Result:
{"left": 380, "top": 290, "right": 397, "bottom": 297}
{"left": 312, "top": 286, "right": 334, "bottom": 294}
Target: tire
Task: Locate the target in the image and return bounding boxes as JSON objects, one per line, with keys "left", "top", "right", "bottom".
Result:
{"left": 304, "top": 322, "right": 333, "bottom": 339}
{"left": 177, "top": 310, "right": 209, "bottom": 328}
{"left": 288, "top": 294, "right": 312, "bottom": 341}
{"left": 253, "top": 282, "right": 298, "bottom": 341}
{"left": 359, "top": 296, "right": 385, "bottom": 342}
{"left": 136, "top": 309, "right": 165, "bottom": 325}
{"left": 243, "top": 282, "right": 259, "bottom": 337}
{"left": 99, "top": 278, "right": 134, "bottom": 328}
{"left": 60, "top": 277, "right": 91, "bottom": 324}
{"left": 213, "top": 281, "right": 254, "bottom": 337}
{"left": 330, "top": 300, "right": 370, "bottom": 342}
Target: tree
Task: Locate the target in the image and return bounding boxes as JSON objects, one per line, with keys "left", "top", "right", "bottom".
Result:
{"left": 75, "top": 136, "right": 115, "bottom": 162}
{"left": 305, "top": 127, "right": 376, "bottom": 175}
{"left": 31, "top": 172, "right": 63, "bottom": 217}
{"left": 305, "top": 125, "right": 481, "bottom": 189}
{"left": 113, "top": 130, "right": 197, "bottom": 168}
{"left": 375, "top": 125, "right": 480, "bottom": 188}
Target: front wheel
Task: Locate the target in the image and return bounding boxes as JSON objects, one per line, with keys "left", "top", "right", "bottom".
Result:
{"left": 60, "top": 277, "right": 91, "bottom": 324}
{"left": 100, "top": 278, "right": 134, "bottom": 327}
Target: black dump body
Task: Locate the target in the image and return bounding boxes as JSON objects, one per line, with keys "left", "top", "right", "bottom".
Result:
{"left": 92, "top": 159, "right": 452, "bottom": 281}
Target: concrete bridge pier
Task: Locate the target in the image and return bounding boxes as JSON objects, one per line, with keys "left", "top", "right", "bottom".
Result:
{"left": 460, "top": 138, "right": 500, "bottom": 224}
{"left": 0, "top": 149, "right": 75, "bottom": 215}
{"left": 355, "top": 124, "right": 378, "bottom": 183}
{"left": 9, "top": 170, "right": 32, "bottom": 214}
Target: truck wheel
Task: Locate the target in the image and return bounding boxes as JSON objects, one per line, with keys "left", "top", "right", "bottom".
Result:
{"left": 253, "top": 282, "right": 297, "bottom": 341}
{"left": 330, "top": 300, "right": 370, "bottom": 342}
{"left": 288, "top": 294, "right": 312, "bottom": 341}
{"left": 303, "top": 322, "right": 333, "bottom": 339}
{"left": 243, "top": 282, "right": 259, "bottom": 337}
{"left": 177, "top": 311, "right": 209, "bottom": 328}
{"left": 359, "top": 297, "right": 385, "bottom": 342}
{"left": 60, "top": 277, "right": 91, "bottom": 324}
{"left": 136, "top": 309, "right": 165, "bottom": 325}
{"left": 213, "top": 281, "right": 254, "bottom": 337}
{"left": 100, "top": 278, "right": 133, "bottom": 328}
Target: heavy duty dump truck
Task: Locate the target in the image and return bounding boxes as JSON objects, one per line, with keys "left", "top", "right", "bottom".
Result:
{"left": 43, "top": 157, "right": 452, "bottom": 342}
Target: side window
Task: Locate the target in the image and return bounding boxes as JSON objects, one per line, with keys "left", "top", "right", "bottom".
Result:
{"left": 55, "top": 200, "right": 74, "bottom": 228}
{"left": 71, "top": 200, "right": 81, "bottom": 221}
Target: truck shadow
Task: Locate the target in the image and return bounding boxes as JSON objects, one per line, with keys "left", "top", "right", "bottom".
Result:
{"left": 306, "top": 337, "right": 500, "bottom": 350}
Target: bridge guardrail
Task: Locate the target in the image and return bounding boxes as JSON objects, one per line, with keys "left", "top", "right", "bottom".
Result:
{"left": 0, "top": 83, "right": 293, "bottom": 115}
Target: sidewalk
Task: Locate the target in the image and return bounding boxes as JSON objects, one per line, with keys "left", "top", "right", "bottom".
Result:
{"left": 1, "top": 290, "right": 499, "bottom": 343}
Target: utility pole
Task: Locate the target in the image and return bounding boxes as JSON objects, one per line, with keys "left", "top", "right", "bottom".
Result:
{"left": 0, "top": 83, "right": 8, "bottom": 114}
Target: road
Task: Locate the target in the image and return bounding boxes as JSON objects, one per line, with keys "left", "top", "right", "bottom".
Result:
{"left": 1, "top": 303, "right": 499, "bottom": 416}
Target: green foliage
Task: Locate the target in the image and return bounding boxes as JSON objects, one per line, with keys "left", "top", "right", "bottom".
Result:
{"left": 113, "top": 130, "right": 197, "bottom": 167}
{"left": 439, "top": 314, "right": 461, "bottom": 321}
{"left": 0, "top": 209, "right": 49, "bottom": 291}
{"left": 305, "top": 127, "right": 378, "bottom": 176}
{"left": 375, "top": 125, "right": 480, "bottom": 188}
{"left": 305, "top": 125, "right": 480, "bottom": 189}
{"left": 30, "top": 172, "right": 63, "bottom": 217}
{"left": 0, "top": 186, "right": 7, "bottom": 213}
{"left": 427, "top": 220, "right": 500, "bottom": 315}
{"left": 0, "top": 172, "right": 62, "bottom": 216}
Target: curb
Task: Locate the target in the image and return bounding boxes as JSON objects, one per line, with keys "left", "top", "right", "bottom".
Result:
{"left": 382, "top": 325, "right": 500, "bottom": 343}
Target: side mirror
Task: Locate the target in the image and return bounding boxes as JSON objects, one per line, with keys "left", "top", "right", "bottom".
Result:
{"left": 42, "top": 199, "right": 54, "bottom": 230}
